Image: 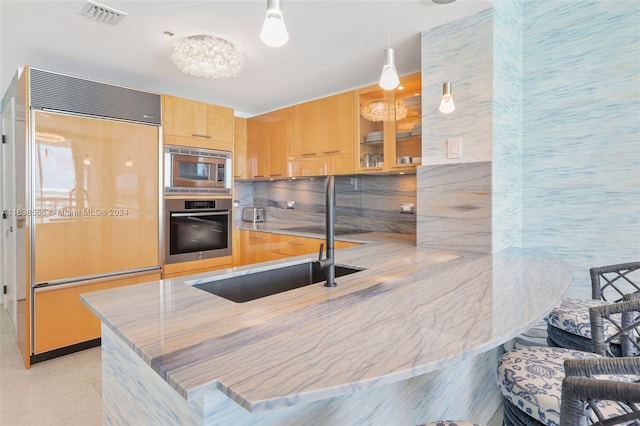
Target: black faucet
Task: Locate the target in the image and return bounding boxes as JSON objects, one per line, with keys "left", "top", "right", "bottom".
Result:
{"left": 315, "top": 175, "right": 336, "bottom": 287}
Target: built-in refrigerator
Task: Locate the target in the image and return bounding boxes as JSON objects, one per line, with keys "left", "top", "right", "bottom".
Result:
{"left": 27, "top": 68, "right": 162, "bottom": 359}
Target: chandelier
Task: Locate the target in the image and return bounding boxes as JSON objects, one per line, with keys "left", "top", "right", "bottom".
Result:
{"left": 360, "top": 101, "right": 408, "bottom": 122}
{"left": 170, "top": 35, "right": 245, "bottom": 79}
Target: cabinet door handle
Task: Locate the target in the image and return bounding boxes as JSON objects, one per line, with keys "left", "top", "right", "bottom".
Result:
{"left": 269, "top": 173, "right": 283, "bottom": 177}
{"left": 301, "top": 152, "right": 316, "bottom": 156}
{"left": 253, "top": 175, "right": 265, "bottom": 178}
{"left": 322, "top": 150, "right": 340, "bottom": 154}
{"left": 287, "top": 241, "right": 305, "bottom": 246}
{"left": 234, "top": 175, "right": 241, "bottom": 178}
{"left": 192, "top": 133, "right": 212, "bottom": 139}
{"left": 252, "top": 236, "right": 266, "bottom": 241}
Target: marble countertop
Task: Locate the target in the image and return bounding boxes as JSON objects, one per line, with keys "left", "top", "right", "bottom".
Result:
{"left": 81, "top": 232, "right": 571, "bottom": 413}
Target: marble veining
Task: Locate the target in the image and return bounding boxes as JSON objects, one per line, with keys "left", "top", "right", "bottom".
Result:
{"left": 421, "top": 8, "right": 493, "bottom": 165}
{"left": 417, "top": 162, "right": 492, "bottom": 253}
{"left": 82, "top": 234, "right": 570, "bottom": 416}
{"left": 103, "top": 323, "right": 502, "bottom": 425}
{"left": 235, "top": 174, "right": 417, "bottom": 234}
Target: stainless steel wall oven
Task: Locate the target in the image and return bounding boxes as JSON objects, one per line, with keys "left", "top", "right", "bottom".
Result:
{"left": 164, "top": 199, "right": 232, "bottom": 264}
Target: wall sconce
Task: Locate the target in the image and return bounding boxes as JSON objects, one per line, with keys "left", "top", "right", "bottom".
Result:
{"left": 125, "top": 156, "right": 133, "bottom": 167}
{"left": 439, "top": 82, "right": 455, "bottom": 114}
{"left": 260, "top": 0, "right": 289, "bottom": 47}
{"left": 83, "top": 154, "right": 91, "bottom": 165}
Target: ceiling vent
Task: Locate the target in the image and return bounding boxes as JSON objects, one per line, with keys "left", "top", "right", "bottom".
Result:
{"left": 79, "top": 1, "right": 127, "bottom": 25}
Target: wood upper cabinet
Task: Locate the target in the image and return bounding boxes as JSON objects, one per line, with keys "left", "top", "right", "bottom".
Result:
{"left": 163, "top": 94, "right": 234, "bottom": 150}
{"left": 233, "top": 117, "right": 249, "bottom": 179}
{"left": 247, "top": 117, "right": 269, "bottom": 178}
{"left": 355, "top": 72, "right": 422, "bottom": 173}
{"left": 267, "top": 107, "right": 293, "bottom": 178}
{"left": 291, "top": 93, "right": 355, "bottom": 176}
{"left": 246, "top": 107, "right": 292, "bottom": 179}
{"left": 292, "top": 100, "right": 322, "bottom": 157}
{"left": 321, "top": 92, "right": 354, "bottom": 155}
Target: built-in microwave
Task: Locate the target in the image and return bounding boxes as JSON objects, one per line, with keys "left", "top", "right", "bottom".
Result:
{"left": 164, "top": 145, "right": 232, "bottom": 194}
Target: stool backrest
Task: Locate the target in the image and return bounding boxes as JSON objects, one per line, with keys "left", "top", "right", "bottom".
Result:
{"left": 561, "top": 356, "right": 640, "bottom": 426}
{"left": 590, "top": 298, "right": 640, "bottom": 357}
{"left": 591, "top": 262, "right": 640, "bottom": 301}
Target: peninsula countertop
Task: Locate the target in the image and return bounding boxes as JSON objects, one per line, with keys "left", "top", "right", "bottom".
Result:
{"left": 80, "top": 232, "right": 571, "bottom": 413}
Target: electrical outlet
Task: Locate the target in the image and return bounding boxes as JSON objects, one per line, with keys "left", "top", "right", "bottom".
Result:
{"left": 400, "top": 203, "right": 415, "bottom": 214}
{"left": 287, "top": 201, "right": 295, "bottom": 209}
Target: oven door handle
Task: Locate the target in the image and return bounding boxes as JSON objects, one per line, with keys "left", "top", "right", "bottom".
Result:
{"left": 170, "top": 211, "right": 229, "bottom": 218}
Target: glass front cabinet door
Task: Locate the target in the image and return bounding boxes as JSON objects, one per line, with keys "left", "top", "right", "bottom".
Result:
{"left": 355, "top": 72, "right": 422, "bottom": 173}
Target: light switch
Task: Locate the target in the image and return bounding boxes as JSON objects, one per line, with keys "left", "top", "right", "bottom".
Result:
{"left": 447, "top": 137, "right": 462, "bottom": 159}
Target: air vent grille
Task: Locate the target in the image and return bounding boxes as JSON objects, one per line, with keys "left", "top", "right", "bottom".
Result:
{"left": 79, "top": 0, "right": 127, "bottom": 25}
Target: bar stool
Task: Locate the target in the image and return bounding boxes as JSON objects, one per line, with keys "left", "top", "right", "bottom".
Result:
{"left": 546, "top": 261, "right": 640, "bottom": 353}
{"left": 498, "top": 299, "right": 640, "bottom": 425}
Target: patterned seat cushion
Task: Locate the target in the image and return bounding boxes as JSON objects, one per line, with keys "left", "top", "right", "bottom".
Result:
{"left": 546, "top": 298, "right": 618, "bottom": 339}
{"left": 497, "top": 347, "right": 635, "bottom": 425}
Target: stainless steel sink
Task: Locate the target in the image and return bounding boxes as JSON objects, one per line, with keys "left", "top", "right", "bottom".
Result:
{"left": 192, "top": 261, "right": 365, "bottom": 303}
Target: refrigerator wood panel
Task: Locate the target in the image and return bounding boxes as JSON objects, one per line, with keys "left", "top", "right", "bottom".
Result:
{"left": 33, "top": 111, "right": 160, "bottom": 284}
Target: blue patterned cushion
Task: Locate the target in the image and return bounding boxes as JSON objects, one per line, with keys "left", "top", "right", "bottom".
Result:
{"left": 497, "top": 347, "right": 635, "bottom": 425}
{"left": 546, "top": 298, "right": 618, "bottom": 339}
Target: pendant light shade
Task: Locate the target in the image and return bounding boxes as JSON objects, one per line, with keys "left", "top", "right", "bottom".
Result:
{"left": 260, "top": 0, "right": 289, "bottom": 47}
{"left": 439, "top": 82, "right": 455, "bottom": 114}
{"left": 379, "top": 48, "right": 400, "bottom": 91}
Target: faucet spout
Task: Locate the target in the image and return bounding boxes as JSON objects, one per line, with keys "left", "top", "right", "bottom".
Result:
{"left": 324, "top": 175, "right": 336, "bottom": 287}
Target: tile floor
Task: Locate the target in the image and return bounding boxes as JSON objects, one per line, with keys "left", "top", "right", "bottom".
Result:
{"left": 0, "top": 306, "right": 503, "bottom": 425}
{"left": 0, "top": 307, "right": 102, "bottom": 425}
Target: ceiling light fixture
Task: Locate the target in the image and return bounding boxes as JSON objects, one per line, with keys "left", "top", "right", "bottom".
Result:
{"left": 438, "top": 82, "right": 455, "bottom": 114}
{"left": 379, "top": 2, "right": 399, "bottom": 90}
{"left": 170, "top": 35, "right": 245, "bottom": 79}
{"left": 361, "top": 101, "right": 407, "bottom": 122}
{"left": 260, "top": 0, "right": 289, "bottom": 47}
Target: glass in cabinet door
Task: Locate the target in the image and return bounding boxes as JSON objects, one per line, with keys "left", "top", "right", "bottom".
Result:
{"left": 357, "top": 87, "right": 387, "bottom": 170}
{"left": 393, "top": 77, "right": 422, "bottom": 167}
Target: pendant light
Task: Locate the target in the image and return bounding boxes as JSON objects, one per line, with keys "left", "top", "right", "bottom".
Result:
{"left": 260, "top": 0, "right": 289, "bottom": 48}
{"left": 379, "top": 1, "right": 399, "bottom": 90}
{"left": 379, "top": 48, "right": 400, "bottom": 90}
{"left": 434, "top": 0, "right": 456, "bottom": 113}
{"left": 439, "top": 82, "right": 455, "bottom": 114}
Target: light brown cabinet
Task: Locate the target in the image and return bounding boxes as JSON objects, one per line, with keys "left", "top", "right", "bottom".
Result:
{"left": 162, "top": 256, "right": 233, "bottom": 279}
{"left": 321, "top": 92, "right": 355, "bottom": 156}
{"left": 290, "top": 93, "right": 355, "bottom": 176}
{"left": 292, "top": 100, "right": 322, "bottom": 157}
{"left": 356, "top": 72, "right": 422, "bottom": 173}
{"left": 163, "top": 94, "right": 234, "bottom": 150}
{"left": 234, "top": 229, "right": 359, "bottom": 267}
{"left": 233, "top": 117, "right": 249, "bottom": 179}
{"left": 33, "top": 272, "right": 161, "bottom": 354}
{"left": 246, "top": 107, "right": 293, "bottom": 179}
